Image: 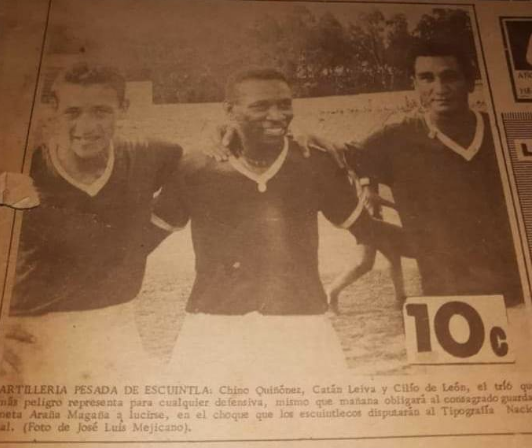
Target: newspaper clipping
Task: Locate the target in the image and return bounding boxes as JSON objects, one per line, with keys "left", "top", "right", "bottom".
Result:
{"left": 0, "top": 0, "right": 531, "bottom": 446}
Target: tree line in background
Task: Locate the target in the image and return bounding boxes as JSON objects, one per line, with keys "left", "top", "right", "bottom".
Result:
{"left": 47, "top": 7, "right": 477, "bottom": 103}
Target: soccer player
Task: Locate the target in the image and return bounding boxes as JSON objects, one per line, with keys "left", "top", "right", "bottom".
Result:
{"left": 155, "top": 68, "right": 403, "bottom": 379}
{"left": 346, "top": 42, "right": 522, "bottom": 306}
{"left": 2, "top": 63, "right": 185, "bottom": 382}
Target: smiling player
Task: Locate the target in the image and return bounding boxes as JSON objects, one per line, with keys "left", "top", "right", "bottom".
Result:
{"left": 347, "top": 41, "right": 523, "bottom": 305}
{"left": 153, "top": 67, "right": 405, "bottom": 379}
{"left": 3, "top": 63, "right": 185, "bottom": 382}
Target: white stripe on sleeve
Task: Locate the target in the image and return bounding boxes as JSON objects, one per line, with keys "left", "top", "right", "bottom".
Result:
{"left": 151, "top": 213, "right": 186, "bottom": 233}
{"left": 338, "top": 192, "right": 366, "bottom": 230}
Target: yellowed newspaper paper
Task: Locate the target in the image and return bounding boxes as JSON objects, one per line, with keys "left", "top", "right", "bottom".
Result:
{"left": 1, "top": 0, "right": 532, "bottom": 446}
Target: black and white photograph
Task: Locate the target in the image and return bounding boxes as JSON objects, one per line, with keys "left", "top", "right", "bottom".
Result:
{"left": 1, "top": 0, "right": 530, "bottom": 385}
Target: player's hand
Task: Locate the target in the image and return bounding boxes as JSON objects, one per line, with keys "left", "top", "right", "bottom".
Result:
{"left": 0, "top": 172, "right": 40, "bottom": 210}
{"left": 203, "top": 124, "right": 237, "bottom": 162}
{"left": 0, "top": 322, "right": 35, "bottom": 377}
{"left": 361, "top": 185, "right": 396, "bottom": 215}
{"left": 361, "top": 186, "right": 378, "bottom": 216}
{"left": 291, "top": 131, "right": 348, "bottom": 169}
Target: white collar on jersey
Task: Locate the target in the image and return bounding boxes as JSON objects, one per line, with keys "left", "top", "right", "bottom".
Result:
{"left": 228, "top": 137, "right": 289, "bottom": 193}
{"left": 424, "top": 109, "right": 484, "bottom": 162}
{"left": 49, "top": 139, "right": 115, "bottom": 197}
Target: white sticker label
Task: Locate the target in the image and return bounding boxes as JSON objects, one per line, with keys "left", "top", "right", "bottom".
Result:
{"left": 403, "top": 295, "right": 513, "bottom": 365}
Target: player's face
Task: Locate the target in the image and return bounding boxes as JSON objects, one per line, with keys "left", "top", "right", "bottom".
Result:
{"left": 54, "top": 84, "right": 122, "bottom": 159}
{"left": 413, "top": 56, "right": 472, "bottom": 117}
{"left": 228, "top": 79, "right": 294, "bottom": 147}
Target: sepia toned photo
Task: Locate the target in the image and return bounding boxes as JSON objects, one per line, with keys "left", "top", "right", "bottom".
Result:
{"left": 1, "top": 0, "right": 530, "bottom": 383}
{"left": 1, "top": 0, "right": 532, "bottom": 444}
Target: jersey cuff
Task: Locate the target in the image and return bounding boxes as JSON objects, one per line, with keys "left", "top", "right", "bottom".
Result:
{"left": 151, "top": 213, "right": 186, "bottom": 233}
{"left": 338, "top": 192, "right": 366, "bottom": 230}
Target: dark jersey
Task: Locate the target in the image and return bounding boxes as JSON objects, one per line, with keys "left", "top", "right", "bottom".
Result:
{"left": 349, "top": 112, "right": 522, "bottom": 305}
{"left": 10, "top": 139, "right": 183, "bottom": 315}
{"left": 155, "top": 138, "right": 363, "bottom": 315}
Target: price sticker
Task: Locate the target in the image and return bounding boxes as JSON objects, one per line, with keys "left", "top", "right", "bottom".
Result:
{"left": 403, "top": 295, "right": 514, "bottom": 364}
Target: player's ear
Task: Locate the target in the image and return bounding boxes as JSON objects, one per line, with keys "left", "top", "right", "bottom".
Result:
{"left": 467, "top": 77, "right": 475, "bottom": 93}
{"left": 411, "top": 75, "right": 418, "bottom": 91}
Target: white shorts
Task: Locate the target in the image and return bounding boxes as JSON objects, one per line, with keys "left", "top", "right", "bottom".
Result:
{"left": 167, "top": 312, "right": 347, "bottom": 382}
{"left": 3, "top": 301, "right": 160, "bottom": 383}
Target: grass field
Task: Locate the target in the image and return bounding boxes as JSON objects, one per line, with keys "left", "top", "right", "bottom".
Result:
{"left": 117, "top": 91, "right": 530, "bottom": 375}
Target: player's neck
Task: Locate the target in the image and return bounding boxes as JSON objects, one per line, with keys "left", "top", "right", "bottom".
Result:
{"left": 430, "top": 109, "right": 476, "bottom": 146}
{"left": 57, "top": 145, "right": 110, "bottom": 185}
{"left": 240, "top": 137, "right": 284, "bottom": 169}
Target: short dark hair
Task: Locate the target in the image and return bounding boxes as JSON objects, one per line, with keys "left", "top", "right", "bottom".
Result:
{"left": 51, "top": 62, "right": 126, "bottom": 105}
{"left": 224, "top": 67, "right": 290, "bottom": 103}
{"left": 409, "top": 41, "right": 475, "bottom": 83}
